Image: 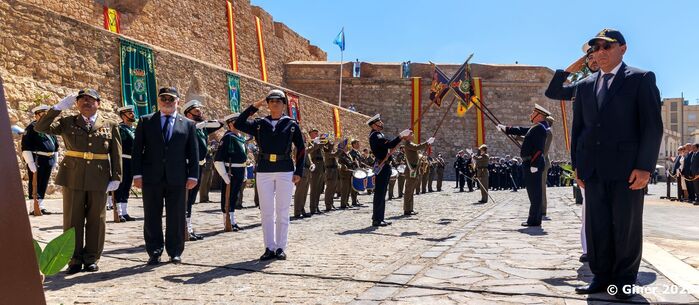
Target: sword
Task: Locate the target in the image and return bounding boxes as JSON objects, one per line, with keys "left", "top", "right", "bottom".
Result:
{"left": 224, "top": 164, "right": 233, "bottom": 232}
{"left": 184, "top": 190, "right": 190, "bottom": 241}
{"left": 465, "top": 175, "right": 496, "bottom": 203}
{"left": 112, "top": 191, "right": 120, "bottom": 223}
{"left": 32, "top": 164, "right": 41, "bottom": 216}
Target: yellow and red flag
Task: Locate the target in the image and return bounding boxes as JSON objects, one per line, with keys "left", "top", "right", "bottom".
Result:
{"left": 332, "top": 107, "right": 341, "bottom": 139}
{"left": 473, "top": 77, "right": 486, "bottom": 146}
{"left": 103, "top": 7, "right": 120, "bottom": 33}
{"left": 226, "top": 1, "right": 239, "bottom": 72}
{"left": 254, "top": 16, "right": 268, "bottom": 82}
{"left": 411, "top": 77, "right": 421, "bottom": 143}
{"left": 560, "top": 100, "right": 570, "bottom": 152}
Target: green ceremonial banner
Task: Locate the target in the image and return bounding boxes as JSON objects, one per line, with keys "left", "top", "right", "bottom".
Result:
{"left": 119, "top": 39, "right": 158, "bottom": 117}
{"left": 227, "top": 74, "right": 241, "bottom": 113}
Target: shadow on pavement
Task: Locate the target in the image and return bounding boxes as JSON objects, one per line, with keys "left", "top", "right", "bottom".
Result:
{"left": 44, "top": 262, "right": 161, "bottom": 290}
{"left": 161, "top": 258, "right": 273, "bottom": 284}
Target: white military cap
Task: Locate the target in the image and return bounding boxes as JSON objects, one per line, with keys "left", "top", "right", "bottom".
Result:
{"left": 479, "top": 144, "right": 488, "bottom": 150}
{"left": 223, "top": 113, "right": 240, "bottom": 122}
{"left": 534, "top": 104, "right": 552, "bottom": 117}
{"left": 182, "top": 100, "right": 203, "bottom": 113}
{"left": 31, "top": 105, "right": 50, "bottom": 113}
{"left": 366, "top": 113, "right": 381, "bottom": 126}
{"left": 117, "top": 105, "right": 134, "bottom": 113}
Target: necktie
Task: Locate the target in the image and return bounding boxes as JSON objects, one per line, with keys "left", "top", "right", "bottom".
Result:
{"left": 162, "top": 115, "right": 171, "bottom": 142}
{"left": 597, "top": 73, "right": 614, "bottom": 108}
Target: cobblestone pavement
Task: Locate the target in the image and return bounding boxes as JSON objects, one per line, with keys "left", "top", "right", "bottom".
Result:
{"left": 30, "top": 184, "right": 699, "bottom": 304}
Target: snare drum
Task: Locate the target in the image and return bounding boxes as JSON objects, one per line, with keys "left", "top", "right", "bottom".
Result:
{"left": 352, "top": 169, "right": 368, "bottom": 192}
{"left": 365, "top": 169, "right": 375, "bottom": 190}
{"left": 390, "top": 169, "right": 398, "bottom": 180}
{"left": 397, "top": 164, "right": 406, "bottom": 175}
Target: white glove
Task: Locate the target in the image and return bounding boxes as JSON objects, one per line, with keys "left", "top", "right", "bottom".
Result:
{"left": 466, "top": 149, "right": 473, "bottom": 155}
{"left": 530, "top": 167, "right": 538, "bottom": 173}
{"left": 106, "top": 180, "right": 120, "bottom": 192}
{"left": 312, "top": 137, "right": 320, "bottom": 144}
{"left": 22, "top": 151, "right": 37, "bottom": 173}
{"left": 426, "top": 137, "right": 435, "bottom": 145}
{"left": 214, "top": 161, "right": 231, "bottom": 184}
{"left": 496, "top": 124, "right": 507, "bottom": 132}
{"left": 54, "top": 94, "right": 77, "bottom": 111}
{"left": 399, "top": 129, "right": 412, "bottom": 137}
{"left": 196, "top": 120, "right": 223, "bottom": 129}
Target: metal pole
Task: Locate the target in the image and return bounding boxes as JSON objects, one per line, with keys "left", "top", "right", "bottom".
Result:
{"left": 339, "top": 51, "right": 343, "bottom": 108}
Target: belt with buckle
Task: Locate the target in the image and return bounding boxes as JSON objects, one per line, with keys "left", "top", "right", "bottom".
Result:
{"left": 224, "top": 163, "right": 247, "bottom": 168}
{"left": 122, "top": 154, "right": 132, "bottom": 159}
{"left": 259, "top": 153, "right": 290, "bottom": 162}
{"left": 33, "top": 151, "right": 54, "bottom": 157}
{"left": 65, "top": 150, "right": 109, "bottom": 160}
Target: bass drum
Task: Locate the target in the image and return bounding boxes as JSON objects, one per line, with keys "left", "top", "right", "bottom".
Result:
{"left": 352, "top": 169, "right": 368, "bottom": 192}
{"left": 365, "top": 169, "right": 376, "bottom": 190}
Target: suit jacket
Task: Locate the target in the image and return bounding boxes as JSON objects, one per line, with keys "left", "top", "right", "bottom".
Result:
{"left": 545, "top": 70, "right": 576, "bottom": 101}
{"left": 684, "top": 151, "right": 696, "bottom": 176}
{"left": 35, "top": 109, "right": 121, "bottom": 191}
{"left": 571, "top": 62, "right": 663, "bottom": 180}
{"left": 132, "top": 112, "right": 199, "bottom": 186}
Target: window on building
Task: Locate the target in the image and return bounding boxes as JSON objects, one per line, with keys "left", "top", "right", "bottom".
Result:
{"left": 671, "top": 102, "right": 678, "bottom": 111}
{"left": 671, "top": 113, "right": 678, "bottom": 123}
{"left": 671, "top": 124, "right": 678, "bottom": 132}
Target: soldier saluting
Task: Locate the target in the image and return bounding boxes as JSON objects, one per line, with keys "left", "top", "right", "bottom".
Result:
{"left": 496, "top": 104, "right": 551, "bottom": 227}
{"left": 22, "top": 105, "right": 59, "bottom": 215}
{"left": 113, "top": 106, "right": 136, "bottom": 222}
{"left": 35, "top": 89, "right": 122, "bottom": 274}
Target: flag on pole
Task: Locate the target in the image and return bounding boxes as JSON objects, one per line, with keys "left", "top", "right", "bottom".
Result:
{"left": 254, "top": 16, "right": 268, "bottom": 82}
{"left": 560, "top": 100, "right": 570, "bottom": 152}
{"left": 333, "top": 28, "right": 345, "bottom": 51}
{"left": 332, "top": 107, "right": 341, "bottom": 139}
{"left": 225, "top": 0, "right": 239, "bottom": 72}
{"left": 411, "top": 77, "right": 421, "bottom": 143}
{"left": 429, "top": 65, "right": 450, "bottom": 107}
{"left": 473, "top": 77, "right": 486, "bottom": 146}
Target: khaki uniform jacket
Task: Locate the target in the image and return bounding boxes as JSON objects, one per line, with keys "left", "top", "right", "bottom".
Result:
{"left": 35, "top": 109, "right": 122, "bottom": 191}
{"left": 474, "top": 153, "right": 490, "bottom": 178}
{"left": 403, "top": 140, "right": 429, "bottom": 173}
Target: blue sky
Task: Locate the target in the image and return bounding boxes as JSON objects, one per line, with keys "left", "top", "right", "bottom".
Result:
{"left": 251, "top": 0, "right": 698, "bottom": 103}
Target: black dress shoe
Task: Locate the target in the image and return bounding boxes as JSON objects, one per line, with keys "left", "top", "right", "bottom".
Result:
{"left": 579, "top": 254, "right": 588, "bottom": 262}
{"left": 83, "top": 263, "right": 99, "bottom": 272}
{"left": 260, "top": 248, "right": 276, "bottom": 261}
{"left": 302, "top": 212, "right": 312, "bottom": 217}
{"left": 232, "top": 224, "right": 241, "bottom": 232}
{"left": 575, "top": 281, "right": 608, "bottom": 294}
{"left": 404, "top": 211, "right": 418, "bottom": 216}
{"left": 106, "top": 205, "right": 113, "bottom": 210}
{"left": 521, "top": 222, "right": 540, "bottom": 227}
{"left": 147, "top": 256, "right": 161, "bottom": 265}
{"left": 275, "top": 249, "right": 287, "bottom": 260}
{"left": 40, "top": 209, "right": 52, "bottom": 215}
{"left": 339, "top": 206, "right": 348, "bottom": 209}
{"left": 119, "top": 216, "right": 127, "bottom": 222}
{"left": 170, "top": 256, "right": 182, "bottom": 264}
{"left": 291, "top": 215, "right": 303, "bottom": 220}
{"left": 66, "top": 264, "right": 82, "bottom": 274}
{"left": 123, "top": 214, "right": 136, "bottom": 221}
{"left": 188, "top": 232, "right": 204, "bottom": 241}
{"left": 372, "top": 221, "right": 391, "bottom": 227}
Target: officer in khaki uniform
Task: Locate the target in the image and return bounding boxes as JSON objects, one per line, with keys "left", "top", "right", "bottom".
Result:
{"left": 307, "top": 129, "right": 325, "bottom": 214}
{"left": 337, "top": 139, "right": 355, "bottom": 208}
{"left": 35, "top": 89, "right": 122, "bottom": 274}
{"left": 402, "top": 135, "right": 434, "bottom": 215}
{"left": 395, "top": 146, "right": 406, "bottom": 197}
{"left": 435, "top": 154, "right": 446, "bottom": 191}
{"left": 293, "top": 138, "right": 312, "bottom": 219}
{"left": 473, "top": 144, "right": 490, "bottom": 203}
{"left": 348, "top": 139, "right": 365, "bottom": 206}
{"left": 322, "top": 139, "right": 341, "bottom": 211}
{"left": 420, "top": 155, "right": 430, "bottom": 193}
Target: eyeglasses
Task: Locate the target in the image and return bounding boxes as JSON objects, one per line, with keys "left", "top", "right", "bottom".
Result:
{"left": 590, "top": 41, "right": 616, "bottom": 53}
{"left": 159, "top": 96, "right": 176, "bottom": 103}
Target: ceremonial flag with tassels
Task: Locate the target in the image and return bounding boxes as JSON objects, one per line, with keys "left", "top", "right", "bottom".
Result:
{"left": 456, "top": 96, "right": 475, "bottom": 117}
{"left": 103, "top": 7, "right": 120, "bottom": 33}
{"left": 411, "top": 77, "right": 422, "bottom": 143}
{"left": 332, "top": 107, "right": 341, "bottom": 139}
{"left": 429, "top": 65, "right": 450, "bottom": 107}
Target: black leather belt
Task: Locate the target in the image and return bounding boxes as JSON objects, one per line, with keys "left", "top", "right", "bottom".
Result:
{"left": 259, "top": 153, "right": 291, "bottom": 162}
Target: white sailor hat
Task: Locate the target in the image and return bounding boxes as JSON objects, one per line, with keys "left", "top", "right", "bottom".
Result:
{"left": 366, "top": 113, "right": 381, "bottom": 126}
{"left": 533, "top": 104, "right": 552, "bottom": 117}
{"left": 223, "top": 113, "right": 240, "bottom": 122}
{"left": 479, "top": 144, "right": 488, "bottom": 150}
{"left": 117, "top": 105, "right": 134, "bottom": 113}
{"left": 31, "top": 105, "right": 50, "bottom": 113}
{"left": 182, "top": 100, "right": 203, "bottom": 114}
{"left": 266, "top": 89, "right": 288, "bottom": 104}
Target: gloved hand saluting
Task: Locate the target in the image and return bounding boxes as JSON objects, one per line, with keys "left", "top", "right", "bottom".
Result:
{"left": 54, "top": 94, "right": 77, "bottom": 111}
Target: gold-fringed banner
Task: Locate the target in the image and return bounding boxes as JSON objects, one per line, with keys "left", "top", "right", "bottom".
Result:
{"left": 473, "top": 77, "right": 485, "bottom": 146}
{"left": 103, "top": 7, "right": 120, "bottom": 33}
{"left": 254, "top": 16, "right": 268, "bottom": 82}
{"left": 411, "top": 77, "right": 421, "bottom": 143}
{"left": 226, "top": 1, "right": 239, "bottom": 72}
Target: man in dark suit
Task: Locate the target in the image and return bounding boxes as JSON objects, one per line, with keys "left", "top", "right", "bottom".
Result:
{"left": 682, "top": 143, "right": 696, "bottom": 202}
{"left": 690, "top": 144, "right": 699, "bottom": 203}
{"left": 571, "top": 29, "right": 663, "bottom": 300}
{"left": 132, "top": 87, "right": 199, "bottom": 265}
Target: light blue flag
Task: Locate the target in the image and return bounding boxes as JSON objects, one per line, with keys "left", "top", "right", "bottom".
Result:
{"left": 333, "top": 28, "right": 345, "bottom": 51}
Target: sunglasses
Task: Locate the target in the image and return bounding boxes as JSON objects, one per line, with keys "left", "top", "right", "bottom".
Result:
{"left": 590, "top": 41, "right": 617, "bottom": 53}
{"left": 159, "top": 95, "right": 176, "bottom": 103}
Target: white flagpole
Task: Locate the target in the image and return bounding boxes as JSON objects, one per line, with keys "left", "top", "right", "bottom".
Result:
{"left": 339, "top": 50, "right": 343, "bottom": 108}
